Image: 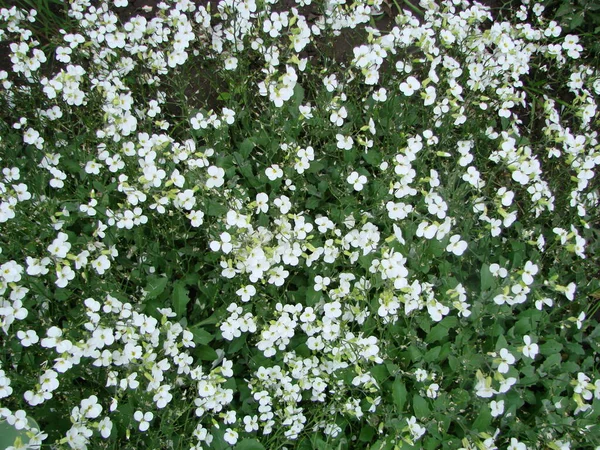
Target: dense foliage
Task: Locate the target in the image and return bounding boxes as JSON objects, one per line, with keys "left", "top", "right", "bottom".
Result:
{"left": 1, "top": 0, "right": 600, "bottom": 449}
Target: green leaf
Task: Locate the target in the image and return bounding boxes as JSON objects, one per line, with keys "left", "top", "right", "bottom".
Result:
{"left": 495, "top": 335, "right": 508, "bottom": 352}
{"left": 194, "top": 312, "right": 220, "bottom": 327}
{"left": 540, "top": 339, "right": 563, "bottom": 356}
{"left": 363, "top": 149, "right": 382, "bottom": 166}
{"left": 189, "top": 327, "right": 213, "bottom": 345}
{"left": 569, "top": 13, "right": 584, "bottom": 29}
{"left": 0, "top": 418, "right": 40, "bottom": 449}
{"left": 448, "top": 355, "right": 460, "bottom": 372}
{"left": 543, "top": 353, "right": 562, "bottom": 369}
{"left": 239, "top": 138, "right": 255, "bottom": 159}
{"left": 145, "top": 276, "right": 168, "bottom": 299}
{"left": 228, "top": 334, "right": 247, "bottom": 354}
{"left": 172, "top": 282, "right": 190, "bottom": 316}
{"left": 306, "top": 287, "right": 322, "bottom": 306}
{"left": 472, "top": 405, "right": 491, "bottom": 431}
{"left": 359, "top": 425, "right": 376, "bottom": 442}
{"left": 481, "top": 263, "right": 494, "bottom": 291}
{"left": 234, "top": 439, "right": 266, "bottom": 450}
{"left": 412, "top": 394, "right": 430, "bottom": 419}
{"left": 195, "top": 345, "right": 218, "bottom": 360}
{"left": 369, "top": 439, "right": 395, "bottom": 450}
{"left": 314, "top": 437, "right": 334, "bottom": 450}
{"left": 306, "top": 196, "right": 320, "bottom": 210}
{"left": 424, "top": 346, "right": 441, "bottom": 363}
{"left": 392, "top": 378, "right": 408, "bottom": 412}
{"left": 207, "top": 200, "right": 228, "bottom": 216}
{"left": 292, "top": 83, "right": 305, "bottom": 110}
{"left": 425, "top": 323, "right": 449, "bottom": 343}
{"left": 555, "top": 3, "right": 574, "bottom": 17}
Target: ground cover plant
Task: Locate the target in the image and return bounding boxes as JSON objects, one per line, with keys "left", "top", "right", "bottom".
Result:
{"left": 1, "top": 0, "right": 600, "bottom": 448}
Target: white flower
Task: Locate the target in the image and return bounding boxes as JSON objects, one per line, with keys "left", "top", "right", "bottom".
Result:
{"left": 299, "top": 104, "right": 313, "bottom": 119}
{"left": 330, "top": 106, "right": 347, "bottom": 126}
{"left": 323, "top": 74, "right": 338, "bottom": 92}
{"left": 508, "top": 438, "right": 527, "bottom": 450}
{"left": 490, "top": 400, "right": 505, "bottom": 418}
{"left": 188, "top": 210, "right": 204, "bottom": 227}
{"left": 80, "top": 395, "right": 102, "bottom": 419}
{"left": 462, "top": 166, "right": 484, "bottom": 188}
{"left": 224, "top": 56, "right": 238, "bottom": 70}
{"left": 323, "top": 301, "right": 342, "bottom": 319}
{"left": 223, "top": 428, "right": 238, "bottom": 445}
{"left": 497, "top": 348, "right": 515, "bottom": 374}
{"left": 243, "top": 415, "right": 259, "bottom": 432}
{"left": 255, "top": 192, "right": 269, "bottom": 213}
{"left": 7, "top": 410, "right": 28, "bottom": 430}
{"left": 222, "top": 107, "right": 235, "bottom": 124}
{"left": 236, "top": 285, "right": 256, "bottom": 302}
{"left": 265, "top": 164, "right": 283, "bottom": 181}
{"left": 206, "top": 166, "right": 225, "bottom": 189}
{"left": 373, "top": 88, "right": 387, "bottom": 102}
{"left": 134, "top": 411, "right": 153, "bottom": 431}
{"left": 91, "top": 255, "right": 110, "bottom": 275}
{"left": 474, "top": 370, "right": 496, "bottom": 398}
{"left": 446, "top": 235, "right": 467, "bottom": 256}
{"left": 347, "top": 171, "right": 367, "bottom": 191}
{"left": 17, "top": 329, "right": 39, "bottom": 346}
{"left": 336, "top": 134, "right": 353, "bottom": 150}
{"left": 522, "top": 261, "right": 538, "bottom": 285}
{"left": 400, "top": 76, "right": 421, "bottom": 96}
{"left": 98, "top": 417, "right": 113, "bottom": 439}
{"left": 423, "top": 86, "right": 436, "bottom": 106}
{"left": 414, "top": 368, "right": 428, "bottom": 382}
{"left": 426, "top": 383, "right": 439, "bottom": 398}
{"left": 406, "top": 416, "right": 426, "bottom": 440}
{"left": 522, "top": 335, "right": 538, "bottom": 359}
{"left": 314, "top": 275, "right": 330, "bottom": 291}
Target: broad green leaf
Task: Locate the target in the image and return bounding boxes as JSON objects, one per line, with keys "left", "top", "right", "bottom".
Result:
{"left": 495, "top": 334, "right": 508, "bottom": 352}
{"left": 426, "top": 323, "right": 449, "bottom": 343}
{"left": 306, "top": 196, "right": 320, "bottom": 210}
{"left": 306, "top": 287, "right": 322, "bottom": 306}
{"left": 472, "top": 405, "right": 491, "bottom": 431}
{"left": 569, "top": 13, "right": 584, "bottom": 28}
{"left": 292, "top": 83, "right": 305, "bottom": 110}
{"left": 564, "top": 342, "right": 585, "bottom": 355}
{"left": 540, "top": 339, "right": 563, "bottom": 356}
{"left": 145, "top": 276, "right": 168, "bottom": 299}
{"left": 555, "top": 2, "right": 574, "bottom": 16}
{"left": 0, "top": 418, "right": 40, "bottom": 449}
{"left": 228, "top": 334, "right": 247, "bottom": 354}
{"left": 234, "top": 439, "right": 266, "bottom": 450}
{"left": 359, "top": 425, "right": 376, "bottom": 442}
{"left": 369, "top": 439, "right": 395, "bottom": 450}
{"left": 543, "top": 353, "right": 562, "bottom": 369}
{"left": 448, "top": 355, "right": 460, "bottom": 372}
{"left": 423, "top": 436, "right": 440, "bottom": 450}
{"left": 189, "top": 327, "right": 213, "bottom": 345}
{"left": 412, "top": 394, "right": 430, "bottom": 419}
{"left": 314, "top": 437, "right": 334, "bottom": 450}
{"left": 363, "top": 149, "right": 382, "bottom": 166}
{"left": 172, "top": 282, "right": 190, "bottom": 316}
{"left": 207, "top": 200, "right": 228, "bottom": 216}
{"left": 440, "top": 316, "right": 458, "bottom": 328}
{"left": 195, "top": 345, "right": 218, "bottom": 361}
{"left": 371, "top": 365, "right": 389, "bottom": 384}
{"left": 513, "top": 318, "right": 531, "bottom": 336}
{"left": 392, "top": 378, "right": 408, "bottom": 412}
{"left": 239, "top": 138, "right": 255, "bottom": 159}
{"left": 481, "top": 263, "right": 494, "bottom": 291}
{"left": 424, "top": 346, "right": 441, "bottom": 363}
